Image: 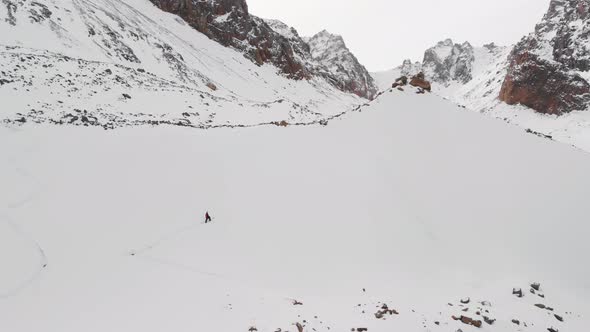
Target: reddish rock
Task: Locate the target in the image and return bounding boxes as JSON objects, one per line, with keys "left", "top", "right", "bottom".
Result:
{"left": 149, "top": 0, "right": 311, "bottom": 80}
{"left": 409, "top": 72, "right": 432, "bottom": 92}
{"left": 499, "top": 0, "right": 590, "bottom": 114}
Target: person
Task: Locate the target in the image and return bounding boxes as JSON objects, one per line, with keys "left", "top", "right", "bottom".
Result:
{"left": 205, "top": 211, "right": 212, "bottom": 223}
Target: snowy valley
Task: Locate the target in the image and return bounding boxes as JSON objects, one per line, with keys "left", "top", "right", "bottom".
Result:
{"left": 2, "top": 0, "right": 590, "bottom": 332}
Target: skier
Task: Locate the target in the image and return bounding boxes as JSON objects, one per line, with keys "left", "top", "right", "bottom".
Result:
{"left": 205, "top": 211, "right": 212, "bottom": 224}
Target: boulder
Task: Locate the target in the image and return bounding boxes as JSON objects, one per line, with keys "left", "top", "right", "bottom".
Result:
{"left": 206, "top": 82, "right": 217, "bottom": 91}
{"left": 409, "top": 72, "right": 431, "bottom": 92}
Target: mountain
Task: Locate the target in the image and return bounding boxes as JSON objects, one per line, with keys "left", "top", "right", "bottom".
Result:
{"left": 371, "top": 59, "right": 421, "bottom": 92}
{"left": 3, "top": 85, "right": 590, "bottom": 332}
{"left": 149, "top": 0, "right": 312, "bottom": 80}
{"left": 0, "top": 0, "right": 362, "bottom": 129}
{"left": 306, "top": 30, "right": 378, "bottom": 100}
{"left": 148, "top": 0, "right": 376, "bottom": 99}
{"left": 422, "top": 39, "right": 475, "bottom": 85}
{"left": 372, "top": 0, "right": 590, "bottom": 151}
{"left": 372, "top": 40, "right": 508, "bottom": 93}
{"left": 499, "top": 0, "right": 590, "bottom": 115}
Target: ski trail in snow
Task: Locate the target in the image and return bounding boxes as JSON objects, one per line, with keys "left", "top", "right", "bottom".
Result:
{"left": 134, "top": 254, "right": 223, "bottom": 278}
{"left": 0, "top": 215, "right": 48, "bottom": 299}
{"left": 129, "top": 223, "right": 200, "bottom": 256}
{"left": 6, "top": 167, "right": 43, "bottom": 209}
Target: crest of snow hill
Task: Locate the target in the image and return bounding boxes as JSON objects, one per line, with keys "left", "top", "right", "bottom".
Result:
{"left": 149, "top": 0, "right": 377, "bottom": 99}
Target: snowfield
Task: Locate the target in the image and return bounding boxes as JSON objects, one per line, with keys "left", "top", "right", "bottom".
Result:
{"left": 1, "top": 89, "right": 589, "bottom": 331}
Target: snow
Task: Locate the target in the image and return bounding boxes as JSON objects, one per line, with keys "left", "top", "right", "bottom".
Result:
{"left": 372, "top": 40, "right": 590, "bottom": 152}
{"left": 1, "top": 89, "right": 590, "bottom": 331}
{"left": 0, "top": 0, "right": 361, "bottom": 127}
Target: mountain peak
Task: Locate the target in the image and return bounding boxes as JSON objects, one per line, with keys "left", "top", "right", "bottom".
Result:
{"left": 307, "top": 30, "right": 377, "bottom": 99}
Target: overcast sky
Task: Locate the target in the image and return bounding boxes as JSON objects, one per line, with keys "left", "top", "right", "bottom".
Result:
{"left": 247, "top": 0, "right": 551, "bottom": 71}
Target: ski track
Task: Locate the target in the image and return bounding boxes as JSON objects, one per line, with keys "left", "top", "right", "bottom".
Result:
{"left": 0, "top": 215, "right": 48, "bottom": 299}
{"left": 134, "top": 255, "right": 223, "bottom": 279}
{"left": 129, "top": 223, "right": 200, "bottom": 256}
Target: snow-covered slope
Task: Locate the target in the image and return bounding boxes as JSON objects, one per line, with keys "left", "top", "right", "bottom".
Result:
{"left": 0, "top": 0, "right": 360, "bottom": 128}
{"left": 2, "top": 87, "right": 590, "bottom": 331}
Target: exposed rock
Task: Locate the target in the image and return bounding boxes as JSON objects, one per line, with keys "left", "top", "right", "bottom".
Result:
{"left": 422, "top": 39, "right": 475, "bottom": 85}
{"left": 206, "top": 82, "right": 217, "bottom": 91}
{"left": 554, "top": 314, "right": 564, "bottom": 322}
{"left": 148, "top": 0, "right": 308, "bottom": 77}
{"left": 460, "top": 297, "right": 470, "bottom": 304}
{"left": 0, "top": 78, "right": 14, "bottom": 85}
{"left": 512, "top": 319, "right": 520, "bottom": 325}
{"left": 548, "top": 328, "right": 559, "bottom": 332}
{"left": 374, "top": 304, "right": 398, "bottom": 319}
{"left": 535, "top": 303, "right": 546, "bottom": 309}
{"left": 452, "top": 315, "right": 482, "bottom": 328}
{"left": 531, "top": 282, "right": 541, "bottom": 291}
{"left": 513, "top": 288, "right": 524, "bottom": 298}
{"left": 399, "top": 59, "right": 422, "bottom": 77}
{"left": 409, "top": 72, "right": 431, "bottom": 92}
{"left": 296, "top": 322, "right": 304, "bottom": 332}
{"left": 149, "top": 1, "right": 375, "bottom": 99}
{"left": 483, "top": 316, "right": 496, "bottom": 325}
{"left": 392, "top": 76, "right": 409, "bottom": 88}
{"left": 306, "top": 30, "right": 378, "bottom": 99}
{"left": 499, "top": 0, "right": 590, "bottom": 114}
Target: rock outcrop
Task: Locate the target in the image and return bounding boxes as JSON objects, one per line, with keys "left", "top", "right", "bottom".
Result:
{"left": 149, "top": 1, "right": 377, "bottom": 99}
{"left": 306, "top": 30, "right": 378, "bottom": 99}
{"left": 422, "top": 39, "right": 475, "bottom": 86}
{"left": 150, "top": 0, "right": 311, "bottom": 80}
{"left": 409, "top": 72, "right": 431, "bottom": 92}
{"left": 499, "top": 0, "right": 590, "bottom": 114}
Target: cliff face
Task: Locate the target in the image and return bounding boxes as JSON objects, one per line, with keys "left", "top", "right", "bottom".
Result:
{"left": 149, "top": 0, "right": 377, "bottom": 99}
{"left": 499, "top": 0, "right": 590, "bottom": 114}
{"left": 307, "top": 30, "right": 378, "bottom": 99}
{"left": 422, "top": 39, "right": 475, "bottom": 86}
{"left": 150, "top": 0, "right": 311, "bottom": 80}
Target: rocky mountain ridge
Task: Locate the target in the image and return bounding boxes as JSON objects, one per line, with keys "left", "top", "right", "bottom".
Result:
{"left": 0, "top": 0, "right": 360, "bottom": 128}
{"left": 149, "top": 0, "right": 377, "bottom": 99}
{"left": 376, "top": 0, "right": 590, "bottom": 116}
{"left": 306, "top": 30, "right": 378, "bottom": 100}
{"left": 372, "top": 39, "right": 506, "bottom": 93}
{"left": 499, "top": 0, "right": 590, "bottom": 114}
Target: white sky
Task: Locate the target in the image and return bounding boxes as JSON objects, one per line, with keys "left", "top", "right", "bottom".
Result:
{"left": 247, "top": 0, "right": 550, "bottom": 71}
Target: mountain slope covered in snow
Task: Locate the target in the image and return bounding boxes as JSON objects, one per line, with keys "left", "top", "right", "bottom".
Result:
{"left": 2, "top": 86, "right": 590, "bottom": 332}
{"left": 0, "top": 0, "right": 361, "bottom": 128}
